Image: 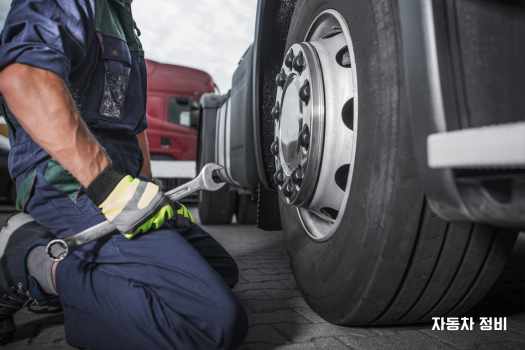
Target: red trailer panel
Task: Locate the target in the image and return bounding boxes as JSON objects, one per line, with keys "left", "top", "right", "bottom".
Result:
{"left": 145, "top": 59, "right": 215, "bottom": 178}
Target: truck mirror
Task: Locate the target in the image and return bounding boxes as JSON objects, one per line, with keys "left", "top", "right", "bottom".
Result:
{"left": 190, "top": 109, "right": 200, "bottom": 128}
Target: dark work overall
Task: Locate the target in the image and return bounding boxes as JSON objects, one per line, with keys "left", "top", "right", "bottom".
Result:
{"left": 0, "top": 1, "right": 247, "bottom": 349}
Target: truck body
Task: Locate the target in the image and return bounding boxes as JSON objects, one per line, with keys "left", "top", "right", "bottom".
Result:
{"left": 0, "top": 114, "right": 12, "bottom": 203}
{"left": 199, "top": 0, "right": 525, "bottom": 326}
{"left": 145, "top": 59, "right": 215, "bottom": 182}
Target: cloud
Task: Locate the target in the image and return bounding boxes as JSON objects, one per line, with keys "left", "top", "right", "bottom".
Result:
{"left": 131, "top": 0, "right": 258, "bottom": 92}
{"left": 0, "top": 1, "right": 256, "bottom": 91}
{"left": 0, "top": 0, "right": 10, "bottom": 30}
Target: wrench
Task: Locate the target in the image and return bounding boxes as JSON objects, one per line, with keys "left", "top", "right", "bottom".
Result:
{"left": 46, "top": 163, "right": 227, "bottom": 261}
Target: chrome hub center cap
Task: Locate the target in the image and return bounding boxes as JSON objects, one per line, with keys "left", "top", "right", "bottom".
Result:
{"left": 271, "top": 10, "right": 358, "bottom": 241}
{"left": 279, "top": 76, "right": 303, "bottom": 175}
{"left": 273, "top": 43, "right": 325, "bottom": 207}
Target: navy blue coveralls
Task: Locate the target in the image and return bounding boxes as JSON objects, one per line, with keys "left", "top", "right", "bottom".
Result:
{"left": 0, "top": 1, "right": 247, "bottom": 349}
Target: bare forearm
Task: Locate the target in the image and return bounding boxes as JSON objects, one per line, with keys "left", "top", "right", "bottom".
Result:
{"left": 0, "top": 64, "right": 109, "bottom": 187}
{"left": 137, "top": 130, "right": 152, "bottom": 178}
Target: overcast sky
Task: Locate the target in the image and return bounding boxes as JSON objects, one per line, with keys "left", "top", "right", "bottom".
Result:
{"left": 0, "top": 1, "right": 8, "bottom": 28}
{"left": 0, "top": 0, "right": 258, "bottom": 91}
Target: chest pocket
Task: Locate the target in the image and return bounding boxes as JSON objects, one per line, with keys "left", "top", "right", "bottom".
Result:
{"left": 98, "top": 33, "right": 132, "bottom": 119}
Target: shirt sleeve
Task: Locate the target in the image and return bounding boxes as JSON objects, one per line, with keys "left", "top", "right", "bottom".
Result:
{"left": 134, "top": 114, "right": 148, "bottom": 134}
{"left": 0, "top": 0, "right": 94, "bottom": 83}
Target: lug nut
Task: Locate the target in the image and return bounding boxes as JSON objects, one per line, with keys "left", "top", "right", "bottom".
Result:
{"left": 274, "top": 169, "right": 285, "bottom": 186}
{"left": 275, "top": 70, "right": 286, "bottom": 87}
{"left": 299, "top": 125, "right": 310, "bottom": 149}
{"left": 285, "top": 51, "right": 294, "bottom": 69}
{"left": 283, "top": 181, "right": 294, "bottom": 198}
{"left": 299, "top": 81, "right": 310, "bottom": 104}
{"left": 293, "top": 52, "right": 305, "bottom": 73}
{"left": 270, "top": 140, "right": 279, "bottom": 156}
{"left": 271, "top": 102, "right": 280, "bottom": 120}
{"left": 292, "top": 167, "right": 304, "bottom": 185}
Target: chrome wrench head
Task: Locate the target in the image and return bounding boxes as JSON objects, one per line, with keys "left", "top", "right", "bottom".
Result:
{"left": 47, "top": 239, "right": 70, "bottom": 261}
{"left": 164, "top": 163, "right": 226, "bottom": 202}
{"left": 200, "top": 163, "right": 227, "bottom": 191}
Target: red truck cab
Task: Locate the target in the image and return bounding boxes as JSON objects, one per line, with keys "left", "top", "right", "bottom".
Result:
{"left": 145, "top": 59, "right": 215, "bottom": 180}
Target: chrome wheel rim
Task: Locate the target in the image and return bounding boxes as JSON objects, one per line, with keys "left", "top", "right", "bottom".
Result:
{"left": 272, "top": 9, "right": 358, "bottom": 241}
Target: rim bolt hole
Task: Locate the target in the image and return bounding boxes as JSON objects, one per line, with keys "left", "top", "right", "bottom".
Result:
{"left": 271, "top": 102, "right": 281, "bottom": 120}
{"left": 292, "top": 167, "right": 304, "bottom": 185}
{"left": 299, "top": 81, "right": 311, "bottom": 104}
{"left": 270, "top": 140, "right": 279, "bottom": 156}
{"left": 336, "top": 46, "right": 352, "bottom": 68}
{"left": 299, "top": 125, "right": 310, "bottom": 150}
{"left": 274, "top": 169, "right": 285, "bottom": 186}
{"left": 275, "top": 70, "right": 287, "bottom": 87}
{"left": 293, "top": 52, "right": 305, "bottom": 73}
{"left": 322, "top": 27, "right": 343, "bottom": 40}
{"left": 283, "top": 182, "right": 294, "bottom": 198}
{"left": 342, "top": 98, "right": 354, "bottom": 130}
{"left": 285, "top": 51, "right": 294, "bottom": 69}
{"left": 335, "top": 164, "right": 350, "bottom": 191}
{"left": 321, "top": 207, "right": 339, "bottom": 220}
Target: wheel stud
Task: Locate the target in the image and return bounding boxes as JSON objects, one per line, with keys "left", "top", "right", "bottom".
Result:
{"left": 275, "top": 70, "right": 286, "bottom": 87}
{"left": 292, "top": 167, "right": 304, "bottom": 185}
{"left": 285, "top": 51, "right": 294, "bottom": 69}
{"left": 299, "top": 125, "right": 310, "bottom": 149}
{"left": 283, "top": 181, "right": 294, "bottom": 198}
{"left": 293, "top": 52, "right": 305, "bottom": 73}
{"left": 271, "top": 102, "right": 280, "bottom": 120}
{"left": 270, "top": 140, "right": 279, "bottom": 156}
{"left": 299, "top": 81, "right": 310, "bottom": 104}
{"left": 274, "top": 169, "right": 285, "bottom": 186}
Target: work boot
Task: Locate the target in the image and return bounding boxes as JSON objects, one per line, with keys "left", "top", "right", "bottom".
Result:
{"left": 0, "top": 213, "right": 61, "bottom": 344}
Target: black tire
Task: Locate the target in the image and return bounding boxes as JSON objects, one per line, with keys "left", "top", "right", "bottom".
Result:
{"left": 199, "top": 189, "right": 235, "bottom": 225}
{"left": 280, "top": 0, "right": 518, "bottom": 326}
{"left": 471, "top": 233, "right": 525, "bottom": 315}
{"left": 9, "top": 180, "right": 16, "bottom": 205}
{"left": 256, "top": 185, "right": 282, "bottom": 231}
{"left": 236, "top": 194, "right": 258, "bottom": 225}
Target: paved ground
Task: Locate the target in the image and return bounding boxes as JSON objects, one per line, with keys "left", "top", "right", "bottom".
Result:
{"left": 1, "top": 206, "right": 524, "bottom": 349}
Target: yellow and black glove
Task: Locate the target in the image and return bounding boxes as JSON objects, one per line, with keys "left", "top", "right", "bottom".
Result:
{"left": 172, "top": 201, "right": 195, "bottom": 228}
{"left": 86, "top": 166, "right": 174, "bottom": 239}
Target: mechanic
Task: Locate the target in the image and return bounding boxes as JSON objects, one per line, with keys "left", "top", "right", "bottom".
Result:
{"left": 0, "top": 0, "right": 247, "bottom": 349}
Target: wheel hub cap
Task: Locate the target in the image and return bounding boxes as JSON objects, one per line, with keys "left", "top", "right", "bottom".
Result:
{"left": 272, "top": 10, "right": 358, "bottom": 241}
{"left": 274, "top": 43, "right": 325, "bottom": 206}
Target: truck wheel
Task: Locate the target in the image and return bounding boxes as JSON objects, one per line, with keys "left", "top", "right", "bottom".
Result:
{"left": 272, "top": 0, "right": 518, "bottom": 325}
{"left": 256, "top": 185, "right": 282, "bottom": 231}
{"left": 9, "top": 181, "right": 16, "bottom": 205}
{"left": 199, "top": 189, "right": 235, "bottom": 225}
{"left": 198, "top": 94, "right": 235, "bottom": 225}
{"left": 236, "top": 194, "right": 258, "bottom": 225}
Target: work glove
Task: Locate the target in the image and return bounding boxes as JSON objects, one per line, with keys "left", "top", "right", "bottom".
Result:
{"left": 86, "top": 166, "right": 174, "bottom": 239}
{"left": 172, "top": 201, "right": 196, "bottom": 228}
{"left": 138, "top": 176, "right": 195, "bottom": 227}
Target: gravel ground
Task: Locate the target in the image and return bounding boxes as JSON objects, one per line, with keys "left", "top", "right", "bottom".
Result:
{"left": 1, "top": 206, "right": 524, "bottom": 350}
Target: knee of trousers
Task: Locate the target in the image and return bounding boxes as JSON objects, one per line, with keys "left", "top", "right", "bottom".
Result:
{"left": 136, "top": 287, "right": 247, "bottom": 350}
{"left": 224, "top": 256, "right": 240, "bottom": 288}
{"left": 128, "top": 280, "right": 248, "bottom": 350}
{"left": 206, "top": 289, "right": 248, "bottom": 350}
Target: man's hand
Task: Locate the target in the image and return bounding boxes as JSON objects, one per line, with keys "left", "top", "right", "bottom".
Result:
{"left": 86, "top": 167, "right": 174, "bottom": 238}
{"left": 137, "top": 131, "right": 152, "bottom": 178}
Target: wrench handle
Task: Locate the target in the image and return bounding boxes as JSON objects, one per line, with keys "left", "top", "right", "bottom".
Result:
{"left": 67, "top": 220, "right": 116, "bottom": 247}
{"left": 47, "top": 220, "right": 116, "bottom": 261}
{"left": 165, "top": 179, "right": 202, "bottom": 202}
